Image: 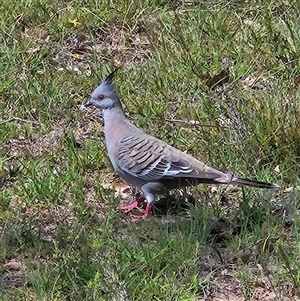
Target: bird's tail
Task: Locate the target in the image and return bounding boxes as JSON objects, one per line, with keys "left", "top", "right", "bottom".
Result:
{"left": 232, "top": 177, "right": 280, "bottom": 189}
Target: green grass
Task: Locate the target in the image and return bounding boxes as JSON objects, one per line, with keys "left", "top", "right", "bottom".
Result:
{"left": 1, "top": 0, "right": 300, "bottom": 300}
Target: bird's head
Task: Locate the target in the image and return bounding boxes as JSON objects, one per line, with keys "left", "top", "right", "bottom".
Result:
{"left": 85, "top": 69, "right": 120, "bottom": 110}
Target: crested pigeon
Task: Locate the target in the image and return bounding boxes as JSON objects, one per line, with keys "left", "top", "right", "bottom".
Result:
{"left": 85, "top": 70, "right": 280, "bottom": 220}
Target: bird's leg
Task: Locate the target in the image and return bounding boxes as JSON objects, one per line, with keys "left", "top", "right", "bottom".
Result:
{"left": 130, "top": 202, "right": 152, "bottom": 220}
{"left": 117, "top": 195, "right": 146, "bottom": 213}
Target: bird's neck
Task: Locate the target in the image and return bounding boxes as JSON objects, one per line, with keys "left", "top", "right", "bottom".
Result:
{"left": 102, "top": 104, "right": 130, "bottom": 136}
{"left": 102, "top": 104, "right": 133, "bottom": 156}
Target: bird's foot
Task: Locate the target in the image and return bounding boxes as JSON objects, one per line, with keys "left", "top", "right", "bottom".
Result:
{"left": 117, "top": 201, "right": 142, "bottom": 213}
{"left": 117, "top": 197, "right": 152, "bottom": 220}
{"left": 130, "top": 203, "right": 152, "bottom": 220}
{"left": 117, "top": 196, "right": 146, "bottom": 213}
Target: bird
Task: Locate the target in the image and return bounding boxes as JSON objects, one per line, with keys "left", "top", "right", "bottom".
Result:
{"left": 85, "top": 70, "right": 280, "bottom": 220}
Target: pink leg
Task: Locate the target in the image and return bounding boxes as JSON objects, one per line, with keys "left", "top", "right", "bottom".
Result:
{"left": 117, "top": 201, "right": 141, "bottom": 213}
{"left": 117, "top": 196, "right": 145, "bottom": 213}
{"left": 130, "top": 203, "right": 152, "bottom": 220}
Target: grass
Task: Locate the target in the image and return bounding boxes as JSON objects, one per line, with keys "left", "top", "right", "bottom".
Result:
{"left": 1, "top": 0, "right": 300, "bottom": 300}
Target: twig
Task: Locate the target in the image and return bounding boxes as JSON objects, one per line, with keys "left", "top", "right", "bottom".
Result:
{"left": 0, "top": 117, "right": 40, "bottom": 126}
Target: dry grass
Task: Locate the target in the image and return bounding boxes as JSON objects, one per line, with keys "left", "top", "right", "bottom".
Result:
{"left": 1, "top": 0, "right": 300, "bottom": 300}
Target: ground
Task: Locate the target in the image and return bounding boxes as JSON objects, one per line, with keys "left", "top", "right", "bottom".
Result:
{"left": 1, "top": 0, "right": 300, "bottom": 300}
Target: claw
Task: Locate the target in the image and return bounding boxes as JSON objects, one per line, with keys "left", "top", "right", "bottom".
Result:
{"left": 117, "top": 195, "right": 146, "bottom": 213}
{"left": 130, "top": 203, "right": 152, "bottom": 220}
{"left": 117, "top": 201, "right": 141, "bottom": 213}
{"left": 117, "top": 197, "right": 152, "bottom": 220}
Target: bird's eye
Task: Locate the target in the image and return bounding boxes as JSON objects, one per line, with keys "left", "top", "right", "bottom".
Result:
{"left": 97, "top": 94, "right": 105, "bottom": 101}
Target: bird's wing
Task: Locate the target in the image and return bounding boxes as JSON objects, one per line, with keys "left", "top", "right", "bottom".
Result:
{"left": 117, "top": 135, "right": 228, "bottom": 182}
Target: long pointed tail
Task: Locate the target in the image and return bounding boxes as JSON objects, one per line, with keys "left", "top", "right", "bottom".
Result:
{"left": 232, "top": 177, "right": 280, "bottom": 189}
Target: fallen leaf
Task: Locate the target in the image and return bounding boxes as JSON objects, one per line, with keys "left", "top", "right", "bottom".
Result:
{"left": 232, "top": 248, "right": 253, "bottom": 263}
{"left": 294, "top": 75, "right": 300, "bottom": 88}
{"left": 206, "top": 68, "right": 230, "bottom": 89}
{"left": 274, "top": 165, "right": 280, "bottom": 174}
{"left": 255, "top": 236, "right": 278, "bottom": 254}
{"left": 3, "top": 260, "right": 22, "bottom": 271}
{"left": 284, "top": 186, "right": 294, "bottom": 193}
